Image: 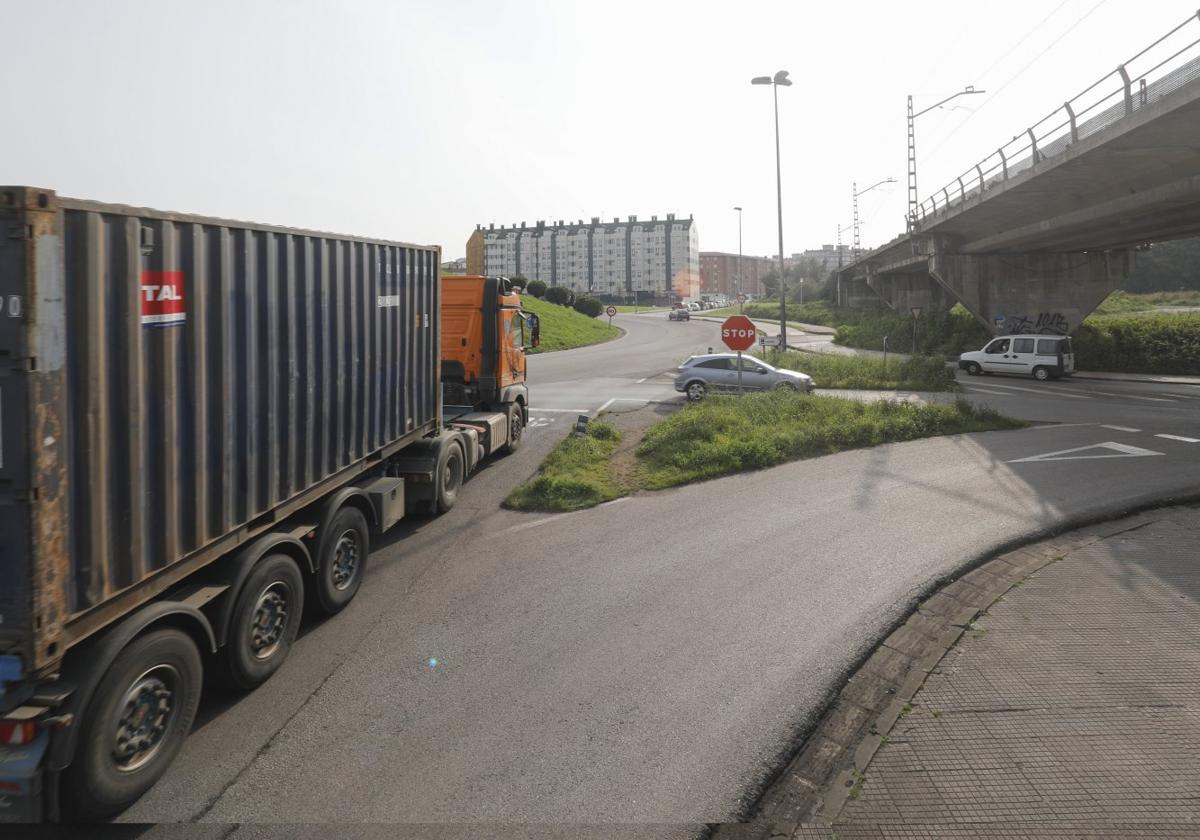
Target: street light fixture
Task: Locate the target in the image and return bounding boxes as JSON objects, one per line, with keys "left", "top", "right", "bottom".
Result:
{"left": 852, "top": 177, "right": 896, "bottom": 263}
{"left": 751, "top": 69, "right": 792, "bottom": 349}
{"left": 733, "top": 206, "right": 743, "bottom": 311}
{"left": 907, "top": 86, "right": 985, "bottom": 229}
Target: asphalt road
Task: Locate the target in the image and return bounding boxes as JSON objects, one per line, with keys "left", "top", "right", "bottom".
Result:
{"left": 124, "top": 314, "right": 1200, "bottom": 834}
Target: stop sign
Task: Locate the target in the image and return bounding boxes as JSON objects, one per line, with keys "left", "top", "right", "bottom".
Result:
{"left": 721, "top": 315, "right": 757, "bottom": 352}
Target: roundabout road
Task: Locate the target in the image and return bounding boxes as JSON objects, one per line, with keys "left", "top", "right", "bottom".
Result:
{"left": 123, "top": 313, "right": 1200, "bottom": 835}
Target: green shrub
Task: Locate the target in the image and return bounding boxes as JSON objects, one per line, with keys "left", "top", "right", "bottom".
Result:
{"left": 573, "top": 295, "right": 604, "bottom": 318}
{"left": 526, "top": 278, "right": 547, "bottom": 298}
{"left": 505, "top": 421, "right": 622, "bottom": 511}
{"left": 544, "top": 286, "right": 571, "bottom": 306}
{"left": 1074, "top": 312, "right": 1200, "bottom": 374}
{"left": 765, "top": 350, "right": 956, "bottom": 391}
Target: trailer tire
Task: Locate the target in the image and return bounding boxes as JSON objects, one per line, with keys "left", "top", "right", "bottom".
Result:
{"left": 313, "top": 505, "right": 370, "bottom": 616}
{"left": 225, "top": 554, "right": 304, "bottom": 690}
{"left": 65, "top": 628, "right": 202, "bottom": 821}
{"left": 500, "top": 402, "right": 525, "bottom": 455}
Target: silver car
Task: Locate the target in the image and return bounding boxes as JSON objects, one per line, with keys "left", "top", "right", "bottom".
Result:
{"left": 673, "top": 353, "right": 815, "bottom": 401}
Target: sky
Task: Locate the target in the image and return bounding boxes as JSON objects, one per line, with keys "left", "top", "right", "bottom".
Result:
{"left": 4, "top": 1, "right": 1195, "bottom": 259}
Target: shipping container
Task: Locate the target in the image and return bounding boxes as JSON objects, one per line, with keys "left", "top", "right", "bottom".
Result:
{"left": 0, "top": 187, "right": 440, "bottom": 679}
{"left": 0, "top": 187, "right": 547, "bottom": 823}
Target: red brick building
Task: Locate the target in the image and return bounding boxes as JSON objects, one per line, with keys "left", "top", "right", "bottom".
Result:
{"left": 699, "top": 252, "right": 776, "bottom": 297}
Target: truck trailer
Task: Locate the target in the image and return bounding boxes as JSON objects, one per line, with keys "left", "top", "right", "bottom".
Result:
{"left": 0, "top": 187, "right": 534, "bottom": 822}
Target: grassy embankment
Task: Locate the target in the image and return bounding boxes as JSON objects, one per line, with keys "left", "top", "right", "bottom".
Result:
{"left": 522, "top": 295, "right": 620, "bottom": 354}
{"left": 506, "top": 391, "right": 1023, "bottom": 512}
{"left": 765, "top": 350, "right": 956, "bottom": 391}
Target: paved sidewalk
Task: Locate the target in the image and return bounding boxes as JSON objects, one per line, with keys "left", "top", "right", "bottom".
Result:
{"left": 815, "top": 504, "right": 1200, "bottom": 837}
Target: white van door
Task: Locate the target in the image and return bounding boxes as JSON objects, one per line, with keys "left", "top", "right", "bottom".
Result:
{"left": 981, "top": 337, "right": 1015, "bottom": 373}
{"left": 1010, "top": 337, "right": 1037, "bottom": 375}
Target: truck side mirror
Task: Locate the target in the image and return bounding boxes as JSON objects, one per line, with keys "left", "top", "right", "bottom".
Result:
{"left": 527, "top": 313, "right": 540, "bottom": 348}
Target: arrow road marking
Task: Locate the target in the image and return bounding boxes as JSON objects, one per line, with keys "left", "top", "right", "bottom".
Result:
{"left": 1007, "top": 441, "right": 1164, "bottom": 463}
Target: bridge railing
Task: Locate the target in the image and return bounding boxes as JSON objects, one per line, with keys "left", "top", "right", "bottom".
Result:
{"left": 914, "top": 10, "right": 1200, "bottom": 229}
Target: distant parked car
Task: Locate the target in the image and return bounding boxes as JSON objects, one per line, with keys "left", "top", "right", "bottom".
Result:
{"left": 668, "top": 308, "right": 690, "bottom": 321}
{"left": 958, "top": 334, "right": 1075, "bottom": 380}
{"left": 674, "top": 353, "right": 815, "bottom": 401}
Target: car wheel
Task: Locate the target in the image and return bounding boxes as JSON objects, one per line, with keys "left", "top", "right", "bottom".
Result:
{"left": 1032, "top": 366, "right": 1050, "bottom": 381}
{"left": 686, "top": 381, "right": 706, "bottom": 401}
{"left": 773, "top": 381, "right": 798, "bottom": 392}
{"left": 966, "top": 362, "right": 982, "bottom": 376}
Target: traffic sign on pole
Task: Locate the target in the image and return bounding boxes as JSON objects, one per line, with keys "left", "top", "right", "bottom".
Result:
{"left": 721, "top": 315, "right": 757, "bottom": 352}
{"left": 606, "top": 305, "right": 617, "bottom": 326}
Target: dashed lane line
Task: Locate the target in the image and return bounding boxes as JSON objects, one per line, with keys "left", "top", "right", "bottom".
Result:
{"left": 1155, "top": 433, "right": 1200, "bottom": 443}
{"left": 1101, "top": 425, "right": 1142, "bottom": 433}
{"left": 968, "top": 381, "right": 1093, "bottom": 399}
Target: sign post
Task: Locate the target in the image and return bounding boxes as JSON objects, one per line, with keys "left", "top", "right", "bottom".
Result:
{"left": 721, "top": 315, "right": 757, "bottom": 397}
{"left": 606, "top": 305, "right": 617, "bottom": 327}
{"left": 737, "top": 292, "right": 747, "bottom": 314}
{"left": 910, "top": 306, "right": 922, "bottom": 354}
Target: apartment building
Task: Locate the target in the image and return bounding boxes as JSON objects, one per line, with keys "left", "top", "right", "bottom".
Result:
{"left": 465, "top": 214, "right": 700, "bottom": 300}
{"left": 699, "top": 252, "right": 776, "bottom": 297}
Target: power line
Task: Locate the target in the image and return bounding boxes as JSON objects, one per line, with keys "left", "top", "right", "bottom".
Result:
{"left": 925, "top": 0, "right": 1109, "bottom": 159}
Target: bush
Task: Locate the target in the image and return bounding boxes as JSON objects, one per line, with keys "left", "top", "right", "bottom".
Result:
{"left": 544, "top": 286, "right": 571, "bottom": 306}
{"left": 572, "top": 295, "right": 604, "bottom": 318}
{"left": 1074, "top": 312, "right": 1200, "bottom": 374}
{"left": 526, "top": 278, "right": 547, "bottom": 298}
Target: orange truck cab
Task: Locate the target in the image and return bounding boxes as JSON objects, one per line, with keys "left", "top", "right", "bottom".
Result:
{"left": 441, "top": 275, "right": 537, "bottom": 429}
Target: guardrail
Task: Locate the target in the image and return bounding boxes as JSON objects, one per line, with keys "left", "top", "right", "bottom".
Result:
{"left": 913, "top": 10, "right": 1200, "bottom": 229}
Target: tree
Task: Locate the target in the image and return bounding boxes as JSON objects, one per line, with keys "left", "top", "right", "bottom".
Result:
{"left": 545, "top": 286, "right": 571, "bottom": 306}
{"left": 526, "top": 278, "right": 547, "bottom": 298}
{"left": 1125, "top": 238, "right": 1200, "bottom": 292}
{"left": 572, "top": 295, "right": 603, "bottom": 318}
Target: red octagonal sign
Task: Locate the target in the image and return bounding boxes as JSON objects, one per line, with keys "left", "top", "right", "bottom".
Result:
{"left": 720, "top": 315, "right": 757, "bottom": 352}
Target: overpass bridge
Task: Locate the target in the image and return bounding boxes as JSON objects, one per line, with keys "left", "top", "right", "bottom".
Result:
{"left": 839, "top": 11, "right": 1200, "bottom": 335}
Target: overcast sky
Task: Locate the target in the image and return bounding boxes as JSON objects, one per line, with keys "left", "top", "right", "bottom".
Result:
{"left": 5, "top": 1, "right": 1195, "bottom": 259}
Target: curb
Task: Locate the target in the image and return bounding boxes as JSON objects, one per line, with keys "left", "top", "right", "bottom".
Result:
{"left": 709, "top": 491, "right": 1200, "bottom": 840}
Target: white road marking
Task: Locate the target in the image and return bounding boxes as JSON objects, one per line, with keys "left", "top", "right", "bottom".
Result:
{"left": 636, "top": 376, "right": 651, "bottom": 383}
{"left": 962, "top": 385, "right": 1014, "bottom": 396}
{"left": 528, "top": 407, "right": 589, "bottom": 413}
{"left": 597, "top": 398, "right": 616, "bottom": 413}
{"left": 972, "top": 382, "right": 1092, "bottom": 399}
{"left": 1100, "top": 425, "right": 1141, "bottom": 433}
{"left": 1155, "top": 434, "right": 1200, "bottom": 443}
{"left": 1062, "top": 387, "right": 1175, "bottom": 403}
{"left": 1162, "top": 392, "right": 1200, "bottom": 400}
{"left": 1007, "top": 441, "right": 1164, "bottom": 463}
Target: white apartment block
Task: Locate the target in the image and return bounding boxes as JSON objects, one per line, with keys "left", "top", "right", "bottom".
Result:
{"left": 466, "top": 214, "right": 700, "bottom": 299}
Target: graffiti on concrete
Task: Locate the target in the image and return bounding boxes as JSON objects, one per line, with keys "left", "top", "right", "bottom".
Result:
{"left": 1003, "top": 312, "right": 1070, "bottom": 335}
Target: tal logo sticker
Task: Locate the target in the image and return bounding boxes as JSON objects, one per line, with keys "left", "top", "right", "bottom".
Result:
{"left": 141, "top": 271, "right": 186, "bottom": 327}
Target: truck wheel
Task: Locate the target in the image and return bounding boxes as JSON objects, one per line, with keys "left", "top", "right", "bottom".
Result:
{"left": 500, "top": 403, "right": 525, "bottom": 454}
{"left": 65, "top": 628, "right": 202, "bottom": 821}
{"left": 313, "top": 506, "right": 369, "bottom": 616}
{"left": 435, "top": 442, "right": 464, "bottom": 513}
{"left": 225, "top": 554, "right": 304, "bottom": 690}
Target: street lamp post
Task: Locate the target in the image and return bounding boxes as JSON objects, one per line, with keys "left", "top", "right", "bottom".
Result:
{"left": 907, "top": 86, "right": 985, "bottom": 229}
{"left": 734, "top": 206, "right": 743, "bottom": 312}
{"left": 752, "top": 70, "right": 792, "bottom": 350}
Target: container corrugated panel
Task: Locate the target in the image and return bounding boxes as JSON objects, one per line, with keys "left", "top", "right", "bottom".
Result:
{"left": 0, "top": 187, "right": 440, "bottom": 676}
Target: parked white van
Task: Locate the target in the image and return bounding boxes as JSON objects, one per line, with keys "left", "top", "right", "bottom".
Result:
{"left": 958, "top": 335, "right": 1075, "bottom": 380}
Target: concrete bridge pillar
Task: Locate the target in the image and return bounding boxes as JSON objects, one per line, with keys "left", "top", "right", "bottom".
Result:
{"left": 929, "top": 248, "right": 1130, "bottom": 335}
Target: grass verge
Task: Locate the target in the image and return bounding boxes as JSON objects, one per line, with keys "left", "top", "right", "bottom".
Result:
{"left": 636, "top": 392, "right": 1024, "bottom": 490}
{"left": 523, "top": 296, "right": 620, "bottom": 354}
{"left": 504, "top": 421, "right": 624, "bottom": 511}
{"left": 765, "top": 350, "right": 956, "bottom": 391}
{"left": 508, "top": 392, "right": 1024, "bottom": 511}
{"left": 612, "top": 305, "right": 669, "bottom": 313}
